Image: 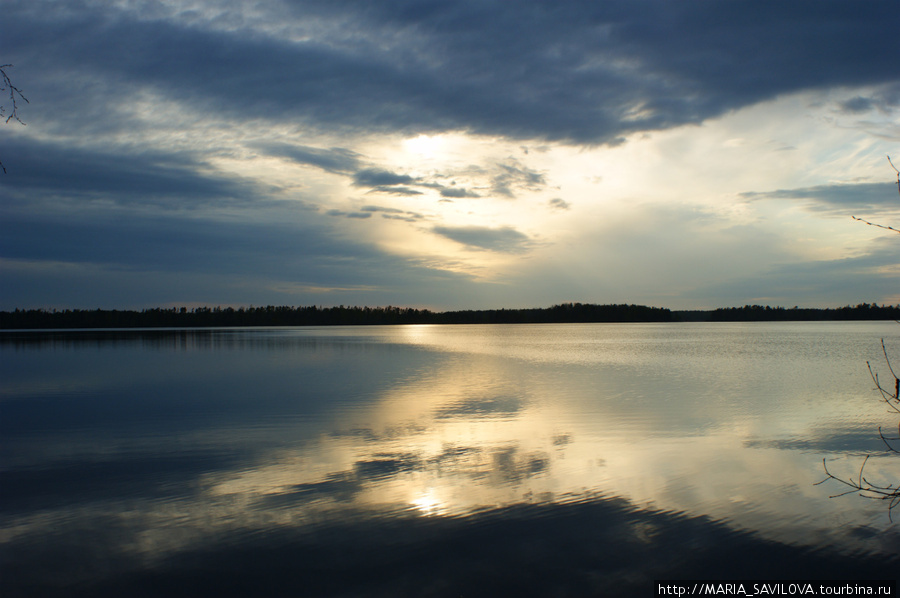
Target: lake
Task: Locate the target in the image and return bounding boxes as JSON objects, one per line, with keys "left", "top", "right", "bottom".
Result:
{"left": 1, "top": 322, "right": 898, "bottom": 596}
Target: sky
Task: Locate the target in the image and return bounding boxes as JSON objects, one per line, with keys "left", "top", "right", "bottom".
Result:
{"left": 1, "top": 0, "right": 898, "bottom": 311}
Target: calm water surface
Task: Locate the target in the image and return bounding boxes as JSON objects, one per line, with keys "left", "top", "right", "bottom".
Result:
{"left": 2, "top": 322, "right": 898, "bottom": 596}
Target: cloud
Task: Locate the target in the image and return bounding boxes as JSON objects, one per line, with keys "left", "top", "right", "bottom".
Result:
{"left": 0, "top": 138, "right": 261, "bottom": 209}
{"left": 432, "top": 225, "right": 534, "bottom": 253}
{"left": 2, "top": 0, "right": 898, "bottom": 311}
{"left": 739, "top": 182, "right": 899, "bottom": 214}
{"left": 352, "top": 168, "right": 416, "bottom": 187}
{"left": 256, "top": 143, "right": 437, "bottom": 196}
{"left": 676, "top": 235, "right": 900, "bottom": 308}
{"left": 837, "top": 84, "right": 900, "bottom": 114}
{"left": 439, "top": 187, "right": 481, "bottom": 199}
{"left": 839, "top": 97, "right": 876, "bottom": 114}
{"left": 490, "top": 160, "right": 546, "bottom": 198}
{"left": 8, "top": 1, "right": 897, "bottom": 145}
{"left": 366, "top": 186, "right": 423, "bottom": 196}
{"left": 360, "top": 205, "right": 424, "bottom": 221}
{"left": 326, "top": 209, "right": 372, "bottom": 219}
{"left": 256, "top": 143, "right": 362, "bottom": 174}
{"left": 0, "top": 208, "right": 341, "bottom": 274}
{"left": 0, "top": 200, "right": 466, "bottom": 298}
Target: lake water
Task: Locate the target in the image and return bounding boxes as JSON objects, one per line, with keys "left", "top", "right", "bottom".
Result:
{"left": 1, "top": 322, "right": 898, "bottom": 596}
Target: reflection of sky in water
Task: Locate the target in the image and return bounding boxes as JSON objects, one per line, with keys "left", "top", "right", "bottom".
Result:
{"left": 2, "top": 323, "right": 899, "bottom": 594}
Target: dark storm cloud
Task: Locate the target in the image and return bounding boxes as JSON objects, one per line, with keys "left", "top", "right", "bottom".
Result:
{"left": 0, "top": 139, "right": 260, "bottom": 208}
{"left": 6, "top": 0, "right": 897, "bottom": 145}
{"left": 352, "top": 168, "right": 417, "bottom": 187}
{"left": 366, "top": 186, "right": 423, "bottom": 196}
{"left": 325, "top": 209, "right": 372, "bottom": 219}
{"left": 839, "top": 97, "right": 877, "bottom": 115}
{"left": 257, "top": 145, "right": 431, "bottom": 195}
{"left": 432, "top": 225, "right": 533, "bottom": 253}
{"left": 439, "top": 187, "right": 480, "bottom": 199}
{"left": 255, "top": 143, "right": 362, "bottom": 174}
{"left": 3, "top": 0, "right": 898, "bottom": 310}
{"left": 740, "top": 182, "right": 899, "bottom": 214}
{"left": 0, "top": 210, "right": 354, "bottom": 275}
{"left": 0, "top": 203, "right": 459, "bottom": 296}
{"left": 837, "top": 84, "right": 900, "bottom": 114}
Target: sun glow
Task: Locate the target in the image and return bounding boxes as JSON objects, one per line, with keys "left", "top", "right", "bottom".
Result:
{"left": 410, "top": 488, "right": 446, "bottom": 516}
{"left": 403, "top": 134, "right": 445, "bottom": 158}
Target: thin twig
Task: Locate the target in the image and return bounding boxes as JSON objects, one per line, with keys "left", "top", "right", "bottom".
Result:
{"left": 865, "top": 339, "right": 900, "bottom": 411}
{"left": 889, "top": 155, "right": 900, "bottom": 197}
{"left": 820, "top": 327, "right": 900, "bottom": 520}
{"left": 0, "top": 64, "right": 28, "bottom": 125}
{"left": 818, "top": 457, "right": 899, "bottom": 521}
{"left": 880, "top": 424, "right": 900, "bottom": 453}
{"left": 850, "top": 156, "right": 900, "bottom": 233}
{"left": 851, "top": 216, "right": 900, "bottom": 234}
{"left": 0, "top": 63, "right": 28, "bottom": 175}
{"left": 880, "top": 339, "right": 898, "bottom": 384}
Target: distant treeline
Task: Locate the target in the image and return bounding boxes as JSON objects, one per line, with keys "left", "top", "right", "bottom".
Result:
{"left": 699, "top": 303, "right": 900, "bottom": 322}
{"left": 1, "top": 302, "right": 898, "bottom": 329}
{"left": 1, "top": 303, "right": 670, "bottom": 329}
{"left": 673, "top": 303, "right": 900, "bottom": 322}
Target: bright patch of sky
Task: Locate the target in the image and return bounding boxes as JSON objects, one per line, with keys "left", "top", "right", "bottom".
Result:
{"left": 1, "top": 0, "right": 898, "bottom": 310}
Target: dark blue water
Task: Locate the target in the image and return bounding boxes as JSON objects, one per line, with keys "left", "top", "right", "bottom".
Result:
{"left": 2, "top": 324, "right": 898, "bottom": 596}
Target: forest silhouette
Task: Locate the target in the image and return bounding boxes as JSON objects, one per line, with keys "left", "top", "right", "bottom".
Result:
{"left": 2, "top": 302, "right": 899, "bottom": 329}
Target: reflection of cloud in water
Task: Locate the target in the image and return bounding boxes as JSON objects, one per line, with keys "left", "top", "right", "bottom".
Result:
{"left": 4, "top": 324, "right": 900, "bottom": 595}
{"left": 4, "top": 494, "right": 898, "bottom": 597}
{"left": 491, "top": 446, "right": 550, "bottom": 483}
{"left": 251, "top": 443, "right": 549, "bottom": 516}
{"left": 744, "top": 420, "right": 892, "bottom": 455}
{"left": 14, "top": 328, "right": 892, "bottom": 561}
{"left": 435, "top": 395, "right": 526, "bottom": 419}
{"left": 188, "top": 372, "right": 895, "bottom": 559}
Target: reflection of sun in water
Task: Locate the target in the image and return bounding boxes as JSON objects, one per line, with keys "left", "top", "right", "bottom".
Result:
{"left": 399, "top": 324, "right": 438, "bottom": 346}
{"left": 410, "top": 488, "right": 445, "bottom": 516}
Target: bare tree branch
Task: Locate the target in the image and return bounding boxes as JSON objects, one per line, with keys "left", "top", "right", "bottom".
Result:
{"left": 0, "top": 64, "right": 28, "bottom": 124}
{"left": 822, "top": 162, "right": 898, "bottom": 517}
{"left": 0, "top": 63, "right": 29, "bottom": 174}
{"left": 851, "top": 156, "right": 900, "bottom": 234}
{"left": 820, "top": 333, "right": 900, "bottom": 520}
{"left": 889, "top": 155, "right": 900, "bottom": 197}
{"left": 817, "top": 456, "right": 900, "bottom": 521}
{"left": 851, "top": 216, "right": 900, "bottom": 233}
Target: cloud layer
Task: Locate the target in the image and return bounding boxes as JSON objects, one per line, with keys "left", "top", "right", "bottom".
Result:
{"left": 1, "top": 0, "right": 898, "bottom": 309}
{"left": 7, "top": 1, "right": 899, "bottom": 144}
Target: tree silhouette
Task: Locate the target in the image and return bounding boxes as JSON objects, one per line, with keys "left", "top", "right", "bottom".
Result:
{"left": 818, "top": 159, "right": 900, "bottom": 520}
{"left": 0, "top": 63, "right": 28, "bottom": 174}
{"left": 817, "top": 340, "right": 900, "bottom": 520}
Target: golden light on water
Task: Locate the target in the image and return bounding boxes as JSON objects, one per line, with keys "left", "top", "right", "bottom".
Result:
{"left": 410, "top": 488, "right": 446, "bottom": 516}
